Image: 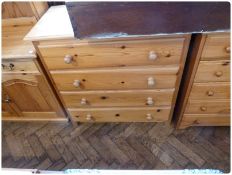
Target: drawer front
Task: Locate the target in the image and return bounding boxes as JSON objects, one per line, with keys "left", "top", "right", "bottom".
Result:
{"left": 185, "top": 100, "right": 230, "bottom": 114}
{"left": 39, "top": 38, "right": 185, "bottom": 70}
{"left": 180, "top": 114, "right": 230, "bottom": 128}
{"left": 201, "top": 33, "right": 230, "bottom": 60}
{"left": 189, "top": 82, "right": 230, "bottom": 100}
{"left": 2, "top": 60, "right": 39, "bottom": 73}
{"left": 194, "top": 60, "right": 230, "bottom": 82}
{"left": 61, "top": 89, "right": 175, "bottom": 108}
{"left": 69, "top": 106, "right": 171, "bottom": 122}
{"left": 51, "top": 66, "right": 178, "bottom": 91}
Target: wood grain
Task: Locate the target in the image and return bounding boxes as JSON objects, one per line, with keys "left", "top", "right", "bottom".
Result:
{"left": 201, "top": 33, "right": 230, "bottom": 60}
{"left": 179, "top": 114, "right": 230, "bottom": 128}
{"left": 2, "top": 75, "right": 53, "bottom": 112}
{"left": 2, "top": 60, "right": 39, "bottom": 73}
{"left": 2, "top": 73, "right": 39, "bottom": 83}
{"left": 2, "top": 17, "right": 36, "bottom": 60}
{"left": 194, "top": 60, "right": 230, "bottom": 82}
{"left": 69, "top": 106, "right": 171, "bottom": 122}
{"left": 38, "top": 37, "right": 184, "bottom": 69}
{"left": 61, "top": 89, "right": 175, "bottom": 108}
{"left": 2, "top": 2, "right": 48, "bottom": 20}
{"left": 51, "top": 66, "right": 179, "bottom": 91}
{"left": 189, "top": 82, "right": 230, "bottom": 100}
{"left": 185, "top": 99, "right": 230, "bottom": 114}
{"left": 2, "top": 122, "right": 230, "bottom": 171}
{"left": 2, "top": 112, "right": 68, "bottom": 122}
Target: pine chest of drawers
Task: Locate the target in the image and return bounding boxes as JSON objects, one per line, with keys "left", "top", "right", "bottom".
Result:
{"left": 25, "top": 5, "right": 191, "bottom": 123}
{"left": 175, "top": 32, "right": 230, "bottom": 128}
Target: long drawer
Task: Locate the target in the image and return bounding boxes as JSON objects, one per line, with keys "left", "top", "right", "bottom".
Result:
{"left": 61, "top": 89, "right": 175, "bottom": 108}
{"left": 51, "top": 66, "right": 179, "bottom": 91}
{"left": 194, "top": 60, "right": 230, "bottom": 82}
{"left": 39, "top": 37, "right": 185, "bottom": 70}
{"left": 201, "top": 33, "right": 230, "bottom": 60}
{"left": 69, "top": 106, "right": 171, "bottom": 122}
{"left": 185, "top": 99, "right": 230, "bottom": 114}
{"left": 180, "top": 114, "right": 230, "bottom": 128}
{"left": 189, "top": 82, "right": 230, "bottom": 100}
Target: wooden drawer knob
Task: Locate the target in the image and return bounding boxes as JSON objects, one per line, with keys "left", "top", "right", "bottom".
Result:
{"left": 2, "top": 64, "right": 6, "bottom": 69}
{"left": 73, "top": 80, "right": 81, "bottom": 87}
{"left": 200, "top": 106, "right": 207, "bottom": 111}
{"left": 148, "top": 51, "right": 158, "bottom": 61}
{"left": 86, "top": 114, "right": 93, "bottom": 121}
{"left": 147, "top": 77, "right": 155, "bottom": 87}
{"left": 215, "top": 71, "right": 223, "bottom": 77}
{"left": 8, "top": 63, "right": 14, "bottom": 71}
{"left": 146, "top": 97, "right": 154, "bottom": 106}
{"left": 3, "top": 96, "right": 11, "bottom": 103}
{"left": 80, "top": 98, "right": 87, "bottom": 105}
{"left": 64, "top": 55, "right": 73, "bottom": 64}
{"left": 146, "top": 113, "right": 153, "bottom": 120}
{"left": 225, "top": 46, "right": 230, "bottom": 53}
{"left": 207, "top": 90, "right": 214, "bottom": 96}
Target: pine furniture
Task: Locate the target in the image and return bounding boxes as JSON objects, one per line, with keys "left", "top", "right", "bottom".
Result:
{"left": 25, "top": 5, "right": 191, "bottom": 123}
{"left": 174, "top": 33, "right": 230, "bottom": 128}
{"left": 2, "top": 17, "right": 67, "bottom": 121}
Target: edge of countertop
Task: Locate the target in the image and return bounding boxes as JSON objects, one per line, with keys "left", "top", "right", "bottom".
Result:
{"left": 24, "top": 5, "right": 75, "bottom": 41}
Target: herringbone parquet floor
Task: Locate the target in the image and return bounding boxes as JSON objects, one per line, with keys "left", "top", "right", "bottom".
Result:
{"left": 2, "top": 122, "right": 230, "bottom": 172}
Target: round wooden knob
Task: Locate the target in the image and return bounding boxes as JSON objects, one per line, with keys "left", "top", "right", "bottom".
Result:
{"left": 146, "top": 114, "right": 153, "bottom": 120}
{"left": 86, "top": 114, "right": 93, "bottom": 121}
{"left": 8, "top": 63, "right": 14, "bottom": 71}
{"left": 146, "top": 97, "right": 154, "bottom": 106}
{"left": 64, "top": 55, "right": 73, "bottom": 64}
{"left": 207, "top": 90, "right": 214, "bottom": 96}
{"left": 200, "top": 106, "right": 207, "bottom": 111}
{"left": 28, "top": 50, "right": 35, "bottom": 54}
{"left": 225, "top": 46, "right": 230, "bottom": 53}
{"left": 73, "top": 80, "right": 81, "bottom": 87}
{"left": 215, "top": 71, "right": 223, "bottom": 77}
{"left": 147, "top": 77, "right": 155, "bottom": 87}
{"left": 3, "top": 96, "right": 11, "bottom": 103}
{"left": 80, "top": 98, "right": 87, "bottom": 105}
{"left": 2, "top": 64, "right": 6, "bottom": 69}
{"left": 148, "top": 51, "right": 158, "bottom": 61}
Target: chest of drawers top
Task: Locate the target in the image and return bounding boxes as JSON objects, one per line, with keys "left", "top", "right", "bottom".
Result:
{"left": 3, "top": 17, "right": 36, "bottom": 60}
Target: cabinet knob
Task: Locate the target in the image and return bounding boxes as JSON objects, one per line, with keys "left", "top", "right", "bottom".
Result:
{"left": 146, "top": 113, "right": 153, "bottom": 120}
{"left": 200, "top": 106, "right": 207, "bottom": 111}
{"left": 146, "top": 97, "right": 154, "bottom": 106}
{"left": 86, "top": 114, "right": 93, "bottom": 121}
{"left": 64, "top": 55, "right": 73, "bottom": 64}
{"left": 148, "top": 51, "right": 158, "bottom": 61}
{"left": 148, "top": 77, "right": 155, "bottom": 87}
{"left": 225, "top": 46, "right": 230, "bottom": 53}
{"left": 215, "top": 71, "right": 223, "bottom": 77}
{"left": 2, "top": 64, "right": 6, "bottom": 69}
{"left": 207, "top": 90, "right": 214, "bottom": 96}
{"left": 8, "top": 63, "right": 14, "bottom": 71}
{"left": 73, "top": 80, "right": 81, "bottom": 87}
{"left": 80, "top": 98, "right": 87, "bottom": 105}
{"left": 3, "top": 96, "right": 11, "bottom": 103}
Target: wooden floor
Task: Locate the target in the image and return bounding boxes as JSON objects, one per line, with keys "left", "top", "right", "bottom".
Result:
{"left": 2, "top": 122, "right": 230, "bottom": 172}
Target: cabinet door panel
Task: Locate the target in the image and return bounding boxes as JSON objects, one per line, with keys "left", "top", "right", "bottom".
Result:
{"left": 2, "top": 89, "right": 22, "bottom": 116}
{"left": 3, "top": 74, "right": 53, "bottom": 112}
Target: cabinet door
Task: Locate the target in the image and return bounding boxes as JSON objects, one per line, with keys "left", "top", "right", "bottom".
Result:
{"left": 2, "top": 74, "right": 54, "bottom": 114}
{"left": 2, "top": 88, "right": 22, "bottom": 117}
